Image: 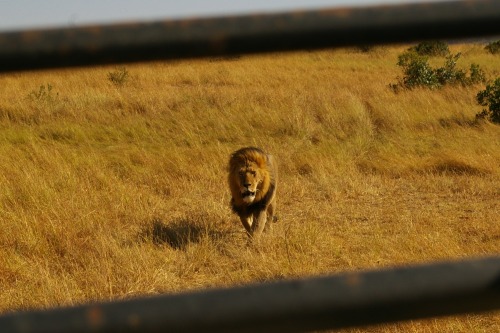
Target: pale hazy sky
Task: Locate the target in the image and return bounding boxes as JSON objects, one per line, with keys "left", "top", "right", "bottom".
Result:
{"left": 0, "top": 0, "right": 448, "bottom": 31}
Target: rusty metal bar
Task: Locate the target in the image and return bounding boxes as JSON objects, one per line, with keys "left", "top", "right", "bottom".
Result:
{"left": 1, "top": 257, "right": 499, "bottom": 333}
{"left": 0, "top": 0, "right": 499, "bottom": 73}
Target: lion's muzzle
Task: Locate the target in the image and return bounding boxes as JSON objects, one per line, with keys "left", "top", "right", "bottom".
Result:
{"left": 241, "top": 189, "right": 256, "bottom": 203}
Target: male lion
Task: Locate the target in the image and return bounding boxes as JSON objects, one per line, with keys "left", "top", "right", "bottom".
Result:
{"left": 228, "top": 147, "right": 277, "bottom": 238}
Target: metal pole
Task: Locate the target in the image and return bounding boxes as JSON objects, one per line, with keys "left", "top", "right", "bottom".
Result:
{"left": 0, "top": 0, "right": 499, "bottom": 72}
{"left": 1, "top": 257, "right": 499, "bottom": 333}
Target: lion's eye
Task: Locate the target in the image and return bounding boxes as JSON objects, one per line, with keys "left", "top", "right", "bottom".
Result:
{"left": 251, "top": 171, "right": 256, "bottom": 176}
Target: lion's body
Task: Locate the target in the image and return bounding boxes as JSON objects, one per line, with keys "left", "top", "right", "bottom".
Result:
{"left": 228, "top": 147, "right": 277, "bottom": 237}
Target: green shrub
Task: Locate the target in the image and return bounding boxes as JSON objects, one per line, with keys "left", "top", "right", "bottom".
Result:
{"left": 468, "top": 63, "right": 487, "bottom": 85}
{"left": 435, "top": 53, "right": 464, "bottom": 85}
{"left": 476, "top": 78, "right": 500, "bottom": 123}
{"left": 435, "top": 53, "right": 485, "bottom": 86}
{"left": 485, "top": 40, "right": 500, "bottom": 55}
{"left": 108, "top": 67, "right": 129, "bottom": 87}
{"left": 396, "top": 51, "right": 439, "bottom": 89}
{"left": 28, "top": 83, "right": 57, "bottom": 102}
{"left": 391, "top": 51, "right": 486, "bottom": 91}
{"left": 409, "top": 41, "right": 450, "bottom": 57}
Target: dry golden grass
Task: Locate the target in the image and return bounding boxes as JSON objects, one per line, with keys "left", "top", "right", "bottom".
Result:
{"left": 0, "top": 44, "right": 499, "bottom": 331}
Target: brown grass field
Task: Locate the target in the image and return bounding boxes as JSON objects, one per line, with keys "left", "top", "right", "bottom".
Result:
{"left": 0, "top": 44, "right": 499, "bottom": 331}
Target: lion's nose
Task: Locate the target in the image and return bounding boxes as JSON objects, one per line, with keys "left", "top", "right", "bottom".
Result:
{"left": 243, "top": 183, "right": 251, "bottom": 188}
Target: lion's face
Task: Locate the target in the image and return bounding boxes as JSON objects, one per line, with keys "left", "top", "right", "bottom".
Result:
{"left": 237, "top": 162, "right": 263, "bottom": 204}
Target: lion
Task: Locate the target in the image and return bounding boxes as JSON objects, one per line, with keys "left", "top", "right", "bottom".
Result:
{"left": 228, "top": 147, "right": 277, "bottom": 238}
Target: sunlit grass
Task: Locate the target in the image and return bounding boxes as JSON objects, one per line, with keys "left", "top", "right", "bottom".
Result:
{"left": 0, "top": 44, "right": 499, "bottom": 331}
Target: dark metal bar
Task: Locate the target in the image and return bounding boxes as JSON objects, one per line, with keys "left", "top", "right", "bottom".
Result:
{"left": 1, "top": 257, "right": 499, "bottom": 333}
{"left": 0, "top": 0, "right": 499, "bottom": 73}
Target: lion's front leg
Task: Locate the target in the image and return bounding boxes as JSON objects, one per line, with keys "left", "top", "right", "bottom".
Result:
{"left": 250, "top": 210, "right": 267, "bottom": 237}
{"left": 264, "top": 197, "right": 276, "bottom": 232}
{"left": 239, "top": 215, "right": 253, "bottom": 235}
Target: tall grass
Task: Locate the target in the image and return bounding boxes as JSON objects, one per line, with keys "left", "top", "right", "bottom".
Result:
{"left": 0, "top": 45, "right": 499, "bottom": 331}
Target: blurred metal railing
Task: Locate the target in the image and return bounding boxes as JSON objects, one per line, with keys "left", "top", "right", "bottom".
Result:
{"left": 0, "top": 0, "right": 499, "bottom": 72}
{"left": 0, "top": 257, "right": 499, "bottom": 333}
{"left": 0, "top": 0, "right": 499, "bottom": 332}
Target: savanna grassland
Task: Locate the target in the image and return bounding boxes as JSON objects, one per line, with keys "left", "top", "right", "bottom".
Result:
{"left": 0, "top": 44, "right": 499, "bottom": 332}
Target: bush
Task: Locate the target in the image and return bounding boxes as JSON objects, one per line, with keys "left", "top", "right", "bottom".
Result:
{"left": 435, "top": 53, "right": 486, "bottom": 86}
{"left": 468, "top": 63, "right": 487, "bottom": 85}
{"left": 391, "top": 51, "right": 486, "bottom": 91}
{"left": 485, "top": 40, "right": 500, "bottom": 55}
{"left": 28, "top": 83, "right": 57, "bottom": 102}
{"left": 395, "top": 51, "right": 438, "bottom": 89}
{"left": 435, "top": 53, "right": 464, "bottom": 85}
{"left": 409, "top": 41, "right": 450, "bottom": 57}
{"left": 108, "top": 67, "right": 129, "bottom": 87}
{"left": 476, "top": 78, "right": 500, "bottom": 123}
